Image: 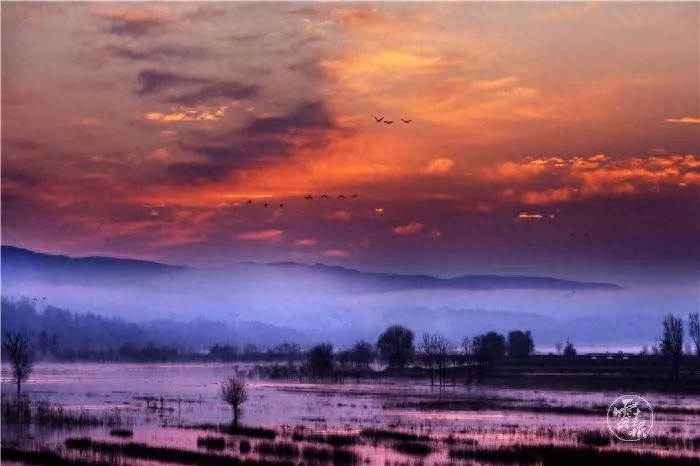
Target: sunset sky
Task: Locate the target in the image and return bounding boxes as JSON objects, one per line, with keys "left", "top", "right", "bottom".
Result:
{"left": 2, "top": 2, "right": 699, "bottom": 280}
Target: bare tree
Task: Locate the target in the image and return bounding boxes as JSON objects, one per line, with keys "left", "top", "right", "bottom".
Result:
{"left": 3, "top": 332, "right": 34, "bottom": 396}
{"left": 220, "top": 375, "right": 248, "bottom": 427}
{"left": 433, "top": 334, "right": 451, "bottom": 387}
{"left": 689, "top": 312, "right": 700, "bottom": 355}
{"left": 417, "top": 333, "right": 451, "bottom": 386}
{"left": 417, "top": 334, "right": 436, "bottom": 385}
{"left": 661, "top": 314, "right": 683, "bottom": 380}
{"left": 555, "top": 342, "right": 563, "bottom": 355}
{"left": 562, "top": 339, "right": 577, "bottom": 357}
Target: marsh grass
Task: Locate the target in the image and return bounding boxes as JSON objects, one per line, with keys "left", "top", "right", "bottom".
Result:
{"left": 392, "top": 441, "right": 433, "bottom": 456}
{"left": 1, "top": 397, "right": 129, "bottom": 428}
{"left": 183, "top": 423, "right": 277, "bottom": 439}
{"left": 291, "top": 432, "right": 359, "bottom": 446}
{"left": 1, "top": 446, "right": 112, "bottom": 466}
{"left": 254, "top": 441, "right": 299, "bottom": 458}
{"left": 360, "top": 428, "right": 429, "bottom": 442}
{"left": 109, "top": 428, "right": 133, "bottom": 438}
{"left": 448, "top": 444, "right": 698, "bottom": 466}
{"left": 197, "top": 436, "right": 226, "bottom": 450}
{"left": 576, "top": 431, "right": 611, "bottom": 446}
{"left": 240, "top": 439, "right": 251, "bottom": 454}
{"left": 64, "top": 437, "right": 294, "bottom": 466}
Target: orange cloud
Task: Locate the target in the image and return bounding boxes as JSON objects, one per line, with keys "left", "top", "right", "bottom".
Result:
{"left": 146, "top": 106, "right": 228, "bottom": 122}
{"left": 425, "top": 158, "right": 455, "bottom": 174}
{"left": 295, "top": 238, "right": 318, "bottom": 247}
{"left": 235, "top": 229, "right": 283, "bottom": 241}
{"left": 150, "top": 148, "right": 171, "bottom": 160}
{"left": 495, "top": 153, "right": 699, "bottom": 205}
{"left": 665, "top": 117, "right": 700, "bottom": 124}
{"left": 392, "top": 222, "right": 424, "bottom": 236}
{"left": 521, "top": 188, "right": 574, "bottom": 205}
{"left": 517, "top": 212, "right": 544, "bottom": 220}
{"left": 327, "top": 210, "right": 352, "bottom": 222}
{"left": 324, "top": 249, "right": 349, "bottom": 257}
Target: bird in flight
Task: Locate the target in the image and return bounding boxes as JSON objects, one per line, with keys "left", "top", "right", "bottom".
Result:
{"left": 263, "top": 202, "right": 269, "bottom": 208}
{"left": 351, "top": 194, "right": 358, "bottom": 198}
{"left": 338, "top": 195, "right": 346, "bottom": 200}
{"left": 401, "top": 118, "right": 412, "bottom": 123}
{"left": 384, "top": 120, "right": 394, "bottom": 124}
{"left": 374, "top": 116, "right": 383, "bottom": 122}
{"left": 321, "top": 194, "right": 329, "bottom": 199}
{"left": 304, "top": 195, "right": 313, "bottom": 200}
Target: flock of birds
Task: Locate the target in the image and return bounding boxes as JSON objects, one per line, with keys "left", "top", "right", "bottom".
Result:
{"left": 247, "top": 194, "right": 359, "bottom": 208}
{"left": 244, "top": 116, "right": 409, "bottom": 208}
{"left": 374, "top": 116, "right": 411, "bottom": 124}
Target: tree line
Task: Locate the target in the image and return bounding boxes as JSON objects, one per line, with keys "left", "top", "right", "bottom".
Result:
{"left": 4, "top": 313, "right": 699, "bottom": 395}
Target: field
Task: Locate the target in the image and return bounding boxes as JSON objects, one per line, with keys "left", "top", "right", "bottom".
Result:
{"left": 2, "top": 362, "right": 699, "bottom": 465}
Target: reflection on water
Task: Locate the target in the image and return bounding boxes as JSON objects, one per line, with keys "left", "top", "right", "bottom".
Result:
{"left": 2, "top": 363, "right": 699, "bottom": 465}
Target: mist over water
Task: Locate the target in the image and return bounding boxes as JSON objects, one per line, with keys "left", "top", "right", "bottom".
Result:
{"left": 3, "top": 250, "right": 696, "bottom": 349}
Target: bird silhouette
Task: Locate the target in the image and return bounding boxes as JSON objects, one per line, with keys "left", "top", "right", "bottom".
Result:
{"left": 338, "top": 195, "right": 346, "bottom": 200}
{"left": 248, "top": 199, "right": 253, "bottom": 204}
{"left": 351, "top": 194, "right": 358, "bottom": 198}
{"left": 321, "top": 194, "right": 329, "bottom": 199}
{"left": 374, "top": 116, "right": 384, "bottom": 122}
{"left": 384, "top": 120, "right": 394, "bottom": 124}
{"left": 263, "top": 202, "right": 269, "bottom": 208}
{"left": 401, "top": 118, "right": 412, "bottom": 123}
{"left": 279, "top": 203, "right": 284, "bottom": 208}
{"left": 304, "top": 195, "right": 313, "bottom": 200}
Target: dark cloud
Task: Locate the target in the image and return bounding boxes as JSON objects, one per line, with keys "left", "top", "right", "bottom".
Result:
{"left": 135, "top": 69, "right": 204, "bottom": 95}
{"left": 167, "top": 101, "right": 337, "bottom": 185}
{"left": 168, "top": 82, "right": 259, "bottom": 106}
{"left": 107, "top": 44, "right": 212, "bottom": 62}
{"left": 248, "top": 101, "right": 334, "bottom": 135}
{"left": 134, "top": 69, "right": 259, "bottom": 105}
{"left": 97, "top": 12, "right": 171, "bottom": 37}
{"left": 165, "top": 161, "right": 232, "bottom": 185}
{"left": 2, "top": 139, "right": 48, "bottom": 153}
{"left": 229, "top": 32, "right": 267, "bottom": 44}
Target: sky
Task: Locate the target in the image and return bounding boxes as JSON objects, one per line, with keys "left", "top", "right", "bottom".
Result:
{"left": 2, "top": 2, "right": 699, "bottom": 282}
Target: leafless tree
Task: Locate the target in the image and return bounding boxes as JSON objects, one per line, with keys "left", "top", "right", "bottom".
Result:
{"left": 3, "top": 332, "right": 34, "bottom": 396}
{"left": 555, "top": 342, "right": 563, "bottom": 355}
{"left": 661, "top": 314, "right": 683, "bottom": 380}
{"left": 417, "top": 333, "right": 451, "bottom": 386}
{"left": 433, "top": 334, "right": 451, "bottom": 387}
{"left": 689, "top": 312, "right": 700, "bottom": 355}
{"left": 417, "top": 334, "right": 438, "bottom": 386}
{"left": 221, "top": 375, "right": 248, "bottom": 427}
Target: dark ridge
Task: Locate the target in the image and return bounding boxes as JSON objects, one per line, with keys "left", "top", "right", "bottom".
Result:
{"left": 2, "top": 245, "right": 622, "bottom": 292}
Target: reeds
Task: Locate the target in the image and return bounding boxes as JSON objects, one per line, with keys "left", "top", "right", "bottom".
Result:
{"left": 448, "top": 444, "right": 698, "bottom": 466}
{"left": 254, "top": 441, "right": 299, "bottom": 458}
{"left": 109, "top": 428, "right": 134, "bottom": 438}
{"left": 392, "top": 441, "right": 433, "bottom": 456}
{"left": 360, "top": 428, "right": 429, "bottom": 442}
{"left": 64, "top": 437, "right": 294, "bottom": 466}
{"left": 1, "top": 397, "right": 129, "bottom": 428}
{"left": 197, "top": 436, "right": 226, "bottom": 450}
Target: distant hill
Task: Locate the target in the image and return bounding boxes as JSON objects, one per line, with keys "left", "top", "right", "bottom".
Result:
{"left": 1, "top": 298, "right": 309, "bottom": 350}
{"left": 1, "top": 245, "right": 185, "bottom": 283}
{"left": 1, "top": 245, "right": 622, "bottom": 292}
